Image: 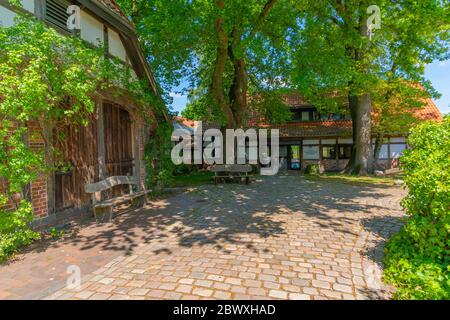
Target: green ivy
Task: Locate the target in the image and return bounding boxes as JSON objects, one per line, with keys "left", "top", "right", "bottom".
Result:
{"left": 384, "top": 116, "right": 450, "bottom": 299}
{"left": 144, "top": 122, "right": 175, "bottom": 192}
{"left": 0, "top": 12, "right": 164, "bottom": 261}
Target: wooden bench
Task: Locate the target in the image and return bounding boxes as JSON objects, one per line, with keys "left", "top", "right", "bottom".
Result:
{"left": 210, "top": 164, "right": 253, "bottom": 185}
{"left": 85, "top": 176, "right": 147, "bottom": 221}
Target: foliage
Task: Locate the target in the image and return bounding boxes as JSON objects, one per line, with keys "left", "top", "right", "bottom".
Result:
{"left": 0, "top": 11, "right": 160, "bottom": 260}
{"left": 49, "top": 227, "right": 64, "bottom": 239}
{"left": 170, "top": 171, "right": 214, "bottom": 188}
{"left": 144, "top": 122, "right": 175, "bottom": 191}
{"left": 0, "top": 201, "right": 40, "bottom": 262}
{"left": 289, "top": 1, "right": 449, "bottom": 173}
{"left": 384, "top": 116, "right": 450, "bottom": 299}
{"left": 304, "top": 164, "right": 321, "bottom": 176}
{"left": 172, "top": 164, "right": 196, "bottom": 176}
{"left": 115, "top": 0, "right": 296, "bottom": 128}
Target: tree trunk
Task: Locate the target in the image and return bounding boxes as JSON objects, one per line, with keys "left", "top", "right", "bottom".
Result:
{"left": 343, "top": 11, "right": 373, "bottom": 176}
{"left": 344, "top": 93, "right": 373, "bottom": 175}
{"left": 372, "top": 133, "right": 383, "bottom": 169}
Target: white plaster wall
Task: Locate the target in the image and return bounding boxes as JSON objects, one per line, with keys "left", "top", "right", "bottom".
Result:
{"left": 108, "top": 28, "right": 127, "bottom": 61}
{"left": 0, "top": 5, "right": 17, "bottom": 27}
{"left": 0, "top": 1, "right": 34, "bottom": 28}
{"left": 21, "top": 0, "right": 34, "bottom": 13}
{"left": 80, "top": 10, "right": 104, "bottom": 46}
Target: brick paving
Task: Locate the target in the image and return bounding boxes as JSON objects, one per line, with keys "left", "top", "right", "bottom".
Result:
{"left": 0, "top": 175, "right": 406, "bottom": 300}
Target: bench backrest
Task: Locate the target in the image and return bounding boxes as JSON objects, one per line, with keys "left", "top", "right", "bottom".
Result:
{"left": 210, "top": 164, "right": 252, "bottom": 173}
{"left": 85, "top": 176, "right": 138, "bottom": 194}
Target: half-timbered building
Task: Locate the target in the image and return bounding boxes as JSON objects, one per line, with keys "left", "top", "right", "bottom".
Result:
{"left": 0, "top": 0, "right": 166, "bottom": 227}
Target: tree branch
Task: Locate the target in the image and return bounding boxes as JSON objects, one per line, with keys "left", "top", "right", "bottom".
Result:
{"left": 244, "top": 0, "right": 278, "bottom": 45}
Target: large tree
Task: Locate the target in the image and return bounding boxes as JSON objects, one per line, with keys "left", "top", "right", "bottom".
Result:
{"left": 290, "top": 0, "right": 449, "bottom": 175}
{"left": 116, "top": 0, "right": 295, "bottom": 128}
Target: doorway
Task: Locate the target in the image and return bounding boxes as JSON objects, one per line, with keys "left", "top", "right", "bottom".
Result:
{"left": 289, "top": 145, "right": 301, "bottom": 170}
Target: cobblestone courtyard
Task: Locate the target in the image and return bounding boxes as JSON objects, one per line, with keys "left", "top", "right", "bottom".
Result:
{"left": 0, "top": 175, "right": 406, "bottom": 300}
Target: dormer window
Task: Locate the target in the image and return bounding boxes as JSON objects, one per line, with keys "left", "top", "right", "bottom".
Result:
{"left": 291, "top": 107, "right": 317, "bottom": 122}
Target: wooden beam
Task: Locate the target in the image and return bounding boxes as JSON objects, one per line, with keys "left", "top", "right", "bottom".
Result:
{"left": 133, "top": 116, "right": 142, "bottom": 191}
{"left": 96, "top": 100, "right": 106, "bottom": 180}
{"left": 43, "top": 124, "right": 56, "bottom": 215}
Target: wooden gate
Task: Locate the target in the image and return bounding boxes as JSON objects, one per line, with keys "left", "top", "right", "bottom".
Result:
{"left": 54, "top": 114, "right": 99, "bottom": 211}
{"left": 53, "top": 102, "right": 134, "bottom": 212}
{"left": 103, "top": 103, "right": 134, "bottom": 197}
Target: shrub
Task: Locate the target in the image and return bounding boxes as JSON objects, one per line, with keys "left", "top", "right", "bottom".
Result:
{"left": 145, "top": 122, "right": 175, "bottom": 191}
{"left": 383, "top": 116, "right": 449, "bottom": 299}
{"left": 173, "top": 164, "right": 195, "bottom": 176}
{"left": 0, "top": 201, "right": 40, "bottom": 262}
{"left": 304, "top": 163, "right": 321, "bottom": 176}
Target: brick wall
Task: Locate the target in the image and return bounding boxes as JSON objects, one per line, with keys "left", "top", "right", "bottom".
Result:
{"left": 28, "top": 121, "right": 49, "bottom": 218}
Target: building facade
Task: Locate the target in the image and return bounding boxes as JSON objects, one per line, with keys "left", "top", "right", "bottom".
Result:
{"left": 178, "top": 92, "right": 443, "bottom": 173}
{"left": 0, "top": 0, "right": 165, "bottom": 227}
{"left": 258, "top": 93, "right": 443, "bottom": 172}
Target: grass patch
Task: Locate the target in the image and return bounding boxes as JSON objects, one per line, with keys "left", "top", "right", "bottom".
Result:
{"left": 169, "top": 171, "right": 214, "bottom": 188}
{"left": 304, "top": 172, "right": 402, "bottom": 186}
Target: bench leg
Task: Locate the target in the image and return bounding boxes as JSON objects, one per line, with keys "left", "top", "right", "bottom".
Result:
{"left": 108, "top": 205, "right": 113, "bottom": 222}
{"left": 94, "top": 206, "right": 113, "bottom": 223}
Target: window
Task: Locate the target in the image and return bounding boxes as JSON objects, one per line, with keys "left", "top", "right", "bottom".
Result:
{"left": 45, "top": 0, "right": 72, "bottom": 33}
{"left": 301, "top": 111, "right": 310, "bottom": 121}
{"left": 379, "top": 144, "right": 389, "bottom": 159}
{"left": 303, "top": 146, "right": 319, "bottom": 160}
{"left": 279, "top": 146, "right": 288, "bottom": 157}
{"left": 319, "top": 113, "right": 351, "bottom": 121}
{"left": 390, "top": 144, "right": 406, "bottom": 159}
{"left": 322, "top": 146, "right": 336, "bottom": 159}
{"left": 338, "top": 145, "right": 352, "bottom": 159}
{"left": 290, "top": 107, "right": 317, "bottom": 122}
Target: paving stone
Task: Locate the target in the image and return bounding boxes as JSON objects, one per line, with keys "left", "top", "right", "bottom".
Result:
{"left": 129, "top": 288, "right": 149, "bottom": 296}
{"left": 268, "top": 290, "right": 288, "bottom": 299}
{"left": 192, "top": 288, "right": 213, "bottom": 298}
{"left": 289, "top": 293, "right": 311, "bottom": 300}
{"left": 333, "top": 283, "right": 353, "bottom": 294}
{"left": 0, "top": 175, "right": 405, "bottom": 300}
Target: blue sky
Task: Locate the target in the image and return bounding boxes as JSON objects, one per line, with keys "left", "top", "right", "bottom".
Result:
{"left": 169, "top": 60, "right": 450, "bottom": 116}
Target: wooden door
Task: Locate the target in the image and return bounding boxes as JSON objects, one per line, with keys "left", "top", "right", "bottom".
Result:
{"left": 54, "top": 114, "right": 99, "bottom": 211}
{"left": 103, "top": 102, "right": 134, "bottom": 197}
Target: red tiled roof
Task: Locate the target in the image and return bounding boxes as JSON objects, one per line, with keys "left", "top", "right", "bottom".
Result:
{"left": 179, "top": 94, "right": 442, "bottom": 138}
{"left": 261, "top": 120, "right": 353, "bottom": 138}
{"left": 174, "top": 116, "right": 196, "bottom": 128}
{"left": 413, "top": 97, "right": 443, "bottom": 121}
{"left": 251, "top": 92, "right": 443, "bottom": 138}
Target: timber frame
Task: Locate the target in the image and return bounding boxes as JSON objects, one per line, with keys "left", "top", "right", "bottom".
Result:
{"left": 0, "top": 0, "right": 170, "bottom": 226}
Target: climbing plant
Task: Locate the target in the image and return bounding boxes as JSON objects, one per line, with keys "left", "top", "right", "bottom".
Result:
{"left": 0, "top": 11, "right": 162, "bottom": 261}
{"left": 144, "top": 122, "right": 175, "bottom": 192}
